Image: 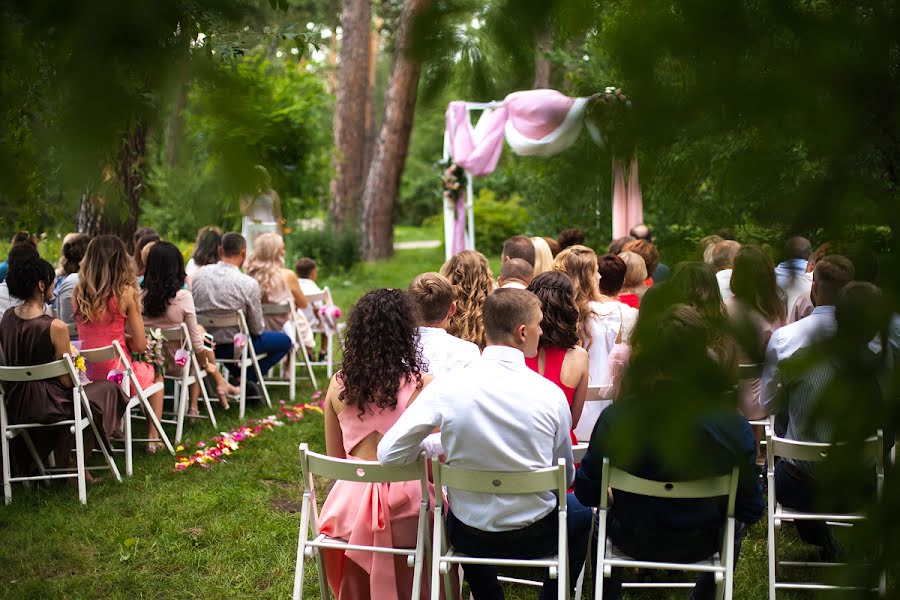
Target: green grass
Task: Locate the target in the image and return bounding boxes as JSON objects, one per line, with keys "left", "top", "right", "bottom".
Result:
{"left": 0, "top": 245, "right": 864, "bottom": 599}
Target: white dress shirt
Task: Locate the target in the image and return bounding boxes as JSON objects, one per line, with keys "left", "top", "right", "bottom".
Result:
{"left": 775, "top": 259, "right": 813, "bottom": 316}
{"left": 716, "top": 268, "right": 734, "bottom": 302}
{"left": 499, "top": 281, "right": 528, "bottom": 290}
{"left": 760, "top": 305, "right": 837, "bottom": 414}
{"left": 377, "top": 345, "right": 573, "bottom": 532}
{"left": 416, "top": 326, "right": 481, "bottom": 377}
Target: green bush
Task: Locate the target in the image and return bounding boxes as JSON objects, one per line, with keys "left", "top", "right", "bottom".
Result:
{"left": 471, "top": 189, "right": 530, "bottom": 255}
{"left": 285, "top": 226, "right": 361, "bottom": 274}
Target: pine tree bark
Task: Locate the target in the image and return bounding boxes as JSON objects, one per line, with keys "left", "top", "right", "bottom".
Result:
{"left": 329, "top": 0, "right": 372, "bottom": 233}
{"left": 361, "top": 0, "right": 427, "bottom": 260}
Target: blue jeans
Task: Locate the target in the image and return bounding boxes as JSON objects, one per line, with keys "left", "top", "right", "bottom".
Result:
{"left": 214, "top": 331, "right": 292, "bottom": 382}
{"left": 447, "top": 493, "right": 592, "bottom": 600}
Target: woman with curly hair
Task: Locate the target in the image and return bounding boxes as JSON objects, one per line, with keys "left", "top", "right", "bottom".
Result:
{"left": 142, "top": 242, "right": 240, "bottom": 413}
{"left": 439, "top": 250, "right": 493, "bottom": 348}
{"left": 553, "top": 245, "right": 637, "bottom": 386}
{"left": 318, "top": 288, "right": 449, "bottom": 599}
{"left": 74, "top": 235, "right": 165, "bottom": 451}
{"left": 525, "top": 272, "right": 589, "bottom": 435}
{"left": 245, "top": 233, "right": 313, "bottom": 350}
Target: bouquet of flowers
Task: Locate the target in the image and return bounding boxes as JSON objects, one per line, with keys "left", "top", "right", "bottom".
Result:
{"left": 133, "top": 328, "right": 167, "bottom": 377}
{"left": 441, "top": 161, "right": 466, "bottom": 205}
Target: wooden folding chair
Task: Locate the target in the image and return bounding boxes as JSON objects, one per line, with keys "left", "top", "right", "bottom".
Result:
{"left": 431, "top": 458, "right": 570, "bottom": 600}
{"left": 594, "top": 458, "right": 740, "bottom": 600}
{"left": 292, "top": 443, "right": 431, "bottom": 600}
{"left": 196, "top": 310, "right": 272, "bottom": 419}
{"left": 766, "top": 426, "right": 885, "bottom": 598}
{"left": 152, "top": 324, "right": 218, "bottom": 443}
{"left": 261, "top": 301, "right": 318, "bottom": 400}
{"left": 79, "top": 341, "right": 175, "bottom": 477}
{"left": 0, "top": 354, "right": 122, "bottom": 504}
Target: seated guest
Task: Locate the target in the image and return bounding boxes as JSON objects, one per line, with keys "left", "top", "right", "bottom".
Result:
{"left": 54, "top": 232, "right": 79, "bottom": 278}
{"left": 133, "top": 230, "right": 160, "bottom": 278}
{"left": 74, "top": 235, "right": 165, "bottom": 451}
{"left": 597, "top": 254, "right": 628, "bottom": 302}
{"left": 711, "top": 240, "right": 741, "bottom": 301}
{"left": 378, "top": 289, "right": 591, "bottom": 600}
{"left": 185, "top": 226, "right": 222, "bottom": 279}
{"left": 543, "top": 236, "right": 561, "bottom": 257}
{"left": 408, "top": 272, "right": 480, "bottom": 377}
{"left": 629, "top": 224, "right": 670, "bottom": 282}
{"left": 526, "top": 272, "right": 589, "bottom": 433}
{"left": 439, "top": 250, "right": 494, "bottom": 349}
{"left": 616, "top": 251, "right": 647, "bottom": 308}
{"left": 190, "top": 232, "right": 292, "bottom": 383}
{"left": 497, "top": 257, "right": 533, "bottom": 290}
{"left": 767, "top": 280, "right": 881, "bottom": 559}
{"left": 317, "top": 288, "right": 456, "bottom": 599}
{"left": 142, "top": 242, "right": 241, "bottom": 412}
{"left": 575, "top": 304, "right": 763, "bottom": 600}
{"left": 607, "top": 236, "right": 634, "bottom": 256}
{"left": 54, "top": 233, "right": 90, "bottom": 326}
{"left": 557, "top": 227, "right": 585, "bottom": 252}
{"left": 775, "top": 236, "right": 813, "bottom": 315}
{"left": 0, "top": 232, "right": 41, "bottom": 317}
{"left": 670, "top": 262, "right": 736, "bottom": 369}
{"left": 0, "top": 245, "right": 126, "bottom": 480}
{"left": 726, "top": 246, "right": 786, "bottom": 422}
{"left": 295, "top": 257, "right": 323, "bottom": 326}
{"left": 245, "top": 233, "right": 314, "bottom": 351}
{"left": 531, "top": 236, "right": 554, "bottom": 276}
{"left": 698, "top": 234, "right": 723, "bottom": 265}
{"left": 622, "top": 239, "right": 660, "bottom": 287}
{"left": 502, "top": 235, "right": 536, "bottom": 267}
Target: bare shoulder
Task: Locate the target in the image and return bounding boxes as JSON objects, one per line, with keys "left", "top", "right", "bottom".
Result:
{"left": 282, "top": 268, "right": 299, "bottom": 283}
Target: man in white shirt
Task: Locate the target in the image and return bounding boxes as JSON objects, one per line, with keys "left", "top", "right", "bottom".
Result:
{"left": 712, "top": 240, "right": 741, "bottom": 301}
{"left": 378, "top": 289, "right": 591, "bottom": 599}
{"left": 408, "top": 272, "right": 480, "bottom": 377}
{"left": 775, "top": 236, "right": 813, "bottom": 316}
{"left": 496, "top": 258, "right": 533, "bottom": 290}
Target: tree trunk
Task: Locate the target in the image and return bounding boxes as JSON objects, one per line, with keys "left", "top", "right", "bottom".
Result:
{"left": 329, "top": 0, "right": 372, "bottom": 233}
{"left": 533, "top": 29, "right": 551, "bottom": 89}
{"left": 364, "top": 17, "right": 382, "bottom": 172}
{"left": 165, "top": 83, "right": 188, "bottom": 168}
{"left": 361, "top": 0, "right": 427, "bottom": 260}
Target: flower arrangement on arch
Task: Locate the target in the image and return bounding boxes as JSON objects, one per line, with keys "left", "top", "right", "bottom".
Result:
{"left": 440, "top": 160, "right": 466, "bottom": 205}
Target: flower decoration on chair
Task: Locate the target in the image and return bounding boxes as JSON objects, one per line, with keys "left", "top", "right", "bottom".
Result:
{"left": 133, "top": 327, "right": 167, "bottom": 377}
{"left": 69, "top": 343, "right": 90, "bottom": 385}
{"left": 317, "top": 305, "right": 342, "bottom": 335}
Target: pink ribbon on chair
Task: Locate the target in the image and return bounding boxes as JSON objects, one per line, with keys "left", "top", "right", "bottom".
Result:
{"left": 107, "top": 369, "right": 124, "bottom": 386}
{"left": 174, "top": 349, "right": 190, "bottom": 368}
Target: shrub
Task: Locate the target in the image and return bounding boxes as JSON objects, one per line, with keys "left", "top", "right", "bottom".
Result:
{"left": 285, "top": 225, "right": 361, "bottom": 274}
{"left": 472, "top": 188, "right": 530, "bottom": 255}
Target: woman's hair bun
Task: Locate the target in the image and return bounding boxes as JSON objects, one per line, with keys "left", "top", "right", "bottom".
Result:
{"left": 6, "top": 244, "right": 55, "bottom": 301}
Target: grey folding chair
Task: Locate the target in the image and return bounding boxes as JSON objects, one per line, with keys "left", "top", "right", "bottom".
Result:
{"left": 0, "top": 353, "right": 122, "bottom": 504}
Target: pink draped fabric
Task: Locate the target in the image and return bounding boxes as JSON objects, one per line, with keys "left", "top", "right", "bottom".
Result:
{"left": 504, "top": 90, "right": 576, "bottom": 139}
{"left": 611, "top": 155, "right": 643, "bottom": 239}
{"left": 445, "top": 101, "right": 507, "bottom": 177}
{"left": 452, "top": 190, "right": 467, "bottom": 255}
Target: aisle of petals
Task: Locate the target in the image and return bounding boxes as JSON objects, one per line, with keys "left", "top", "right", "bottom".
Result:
{"left": 173, "top": 392, "right": 324, "bottom": 472}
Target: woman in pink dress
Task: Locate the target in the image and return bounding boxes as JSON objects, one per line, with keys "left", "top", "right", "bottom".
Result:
{"left": 74, "top": 235, "right": 165, "bottom": 452}
{"left": 319, "top": 288, "right": 455, "bottom": 600}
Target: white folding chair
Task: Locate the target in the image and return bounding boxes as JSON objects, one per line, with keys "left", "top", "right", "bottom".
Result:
{"left": 196, "top": 310, "right": 272, "bottom": 419}
{"left": 292, "top": 443, "right": 431, "bottom": 600}
{"left": 66, "top": 322, "right": 79, "bottom": 341}
{"left": 79, "top": 341, "right": 175, "bottom": 477}
{"left": 152, "top": 325, "right": 217, "bottom": 443}
{"left": 573, "top": 384, "right": 613, "bottom": 443}
{"left": 305, "top": 287, "right": 344, "bottom": 379}
{"left": 765, "top": 425, "right": 885, "bottom": 598}
{"left": 737, "top": 363, "right": 769, "bottom": 455}
{"left": 431, "top": 458, "right": 570, "bottom": 600}
{"left": 0, "top": 354, "right": 122, "bottom": 504}
{"left": 594, "top": 458, "right": 739, "bottom": 600}
{"left": 261, "top": 301, "right": 318, "bottom": 400}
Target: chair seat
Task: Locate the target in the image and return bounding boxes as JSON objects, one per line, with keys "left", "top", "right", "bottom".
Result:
{"left": 307, "top": 533, "right": 418, "bottom": 558}
{"left": 605, "top": 538, "right": 724, "bottom": 573}
{"left": 442, "top": 549, "right": 560, "bottom": 569}
{"left": 774, "top": 503, "right": 866, "bottom": 522}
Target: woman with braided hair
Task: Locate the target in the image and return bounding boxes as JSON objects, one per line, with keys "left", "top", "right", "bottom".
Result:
{"left": 439, "top": 250, "right": 494, "bottom": 349}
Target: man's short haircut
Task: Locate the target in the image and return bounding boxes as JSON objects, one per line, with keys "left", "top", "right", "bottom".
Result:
{"left": 502, "top": 235, "right": 536, "bottom": 267}
{"left": 783, "top": 236, "right": 811, "bottom": 261}
{"left": 295, "top": 257, "right": 317, "bottom": 278}
{"left": 408, "top": 272, "right": 455, "bottom": 325}
{"left": 629, "top": 224, "right": 652, "bottom": 242}
{"left": 711, "top": 240, "right": 741, "bottom": 270}
{"left": 598, "top": 253, "right": 627, "bottom": 295}
{"left": 500, "top": 258, "right": 534, "bottom": 284}
{"left": 608, "top": 236, "right": 635, "bottom": 255}
{"left": 221, "top": 232, "right": 247, "bottom": 257}
{"left": 483, "top": 288, "right": 540, "bottom": 343}
{"left": 814, "top": 254, "right": 855, "bottom": 305}
{"left": 836, "top": 281, "right": 886, "bottom": 343}
{"left": 622, "top": 239, "right": 660, "bottom": 278}
{"left": 557, "top": 228, "right": 585, "bottom": 251}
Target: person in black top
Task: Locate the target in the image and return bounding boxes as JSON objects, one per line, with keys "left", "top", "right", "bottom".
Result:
{"left": 575, "top": 298, "right": 763, "bottom": 600}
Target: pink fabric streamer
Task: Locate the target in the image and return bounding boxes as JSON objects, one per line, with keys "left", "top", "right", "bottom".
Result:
{"left": 611, "top": 155, "right": 643, "bottom": 239}
{"left": 452, "top": 189, "right": 468, "bottom": 255}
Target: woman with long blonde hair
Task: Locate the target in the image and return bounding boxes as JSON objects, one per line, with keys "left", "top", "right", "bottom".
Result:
{"left": 531, "top": 236, "right": 554, "bottom": 276}
{"left": 74, "top": 235, "right": 166, "bottom": 451}
{"left": 245, "top": 233, "right": 314, "bottom": 349}
{"left": 439, "top": 250, "right": 494, "bottom": 348}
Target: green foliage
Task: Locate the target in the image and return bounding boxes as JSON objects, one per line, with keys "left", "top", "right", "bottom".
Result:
{"left": 285, "top": 226, "right": 362, "bottom": 275}
{"left": 471, "top": 188, "right": 530, "bottom": 254}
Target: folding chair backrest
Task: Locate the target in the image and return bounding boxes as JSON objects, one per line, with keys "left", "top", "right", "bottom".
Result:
{"left": 737, "top": 363, "right": 763, "bottom": 379}
{"left": 433, "top": 460, "right": 567, "bottom": 496}
{"left": 153, "top": 325, "right": 188, "bottom": 344}
{"left": 602, "top": 458, "right": 739, "bottom": 516}
{"left": 304, "top": 292, "right": 327, "bottom": 304}
{"left": 586, "top": 384, "right": 611, "bottom": 402}
{"left": 262, "top": 302, "right": 292, "bottom": 316}
{"left": 768, "top": 429, "right": 883, "bottom": 467}
{"left": 79, "top": 343, "right": 121, "bottom": 363}
{"left": 300, "top": 444, "right": 423, "bottom": 485}
{"left": 573, "top": 443, "right": 589, "bottom": 464}
{"left": 0, "top": 358, "right": 70, "bottom": 382}
{"left": 196, "top": 312, "right": 243, "bottom": 329}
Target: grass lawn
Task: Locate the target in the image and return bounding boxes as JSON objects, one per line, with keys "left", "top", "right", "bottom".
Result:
{"left": 0, "top": 243, "right": 854, "bottom": 599}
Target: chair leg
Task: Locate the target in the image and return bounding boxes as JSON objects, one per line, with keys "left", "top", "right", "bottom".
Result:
{"left": 768, "top": 474, "right": 777, "bottom": 600}
{"left": 81, "top": 394, "right": 122, "bottom": 482}
{"left": 74, "top": 419, "right": 87, "bottom": 504}
{"left": 289, "top": 348, "right": 297, "bottom": 402}
{"left": 239, "top": 346, "right": 248, "bottom": 419}
{"left": 293, "top": 491, "right": 311, "bottom": 600}
{"left": 139, "top": 392, "right": 175, "bottom": 455}
{"left": 125, "top": 405, "right": 134, "bottom": 477}
{"left": 1, "top": 403, "right": 12, "bottom": 504}
{"left": 411, "top": 498, "right": 428, "bottom": 600}
{"left": 194, "top": 356, "right": 217, "bottom": 428}
{"left": 431, "top": 505, "right": 445, "bottom": 600}
{"left": 299, "top": 343, "right": 318, "bottom": 390}
{"left": 594, "top": 509, "right": 608, "bottom": 600}
{"left": 174, "top": 379, "right": 187, "bottom": 444}
{"left": 251, "top": 355, "right": 273, "bottom": 409}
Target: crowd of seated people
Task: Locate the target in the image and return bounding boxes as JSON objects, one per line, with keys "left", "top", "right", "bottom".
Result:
{"left": 1, "top": 222, "right": 895, "bottom": 600}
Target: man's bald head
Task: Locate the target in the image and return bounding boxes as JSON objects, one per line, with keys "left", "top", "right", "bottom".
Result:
{"left": 629, "top": 224, "right": 652, "bottom": 242}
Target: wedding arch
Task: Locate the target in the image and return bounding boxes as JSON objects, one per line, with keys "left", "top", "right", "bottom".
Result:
{"left": 441, "top": 88, "right": 643, "bottom": 260}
